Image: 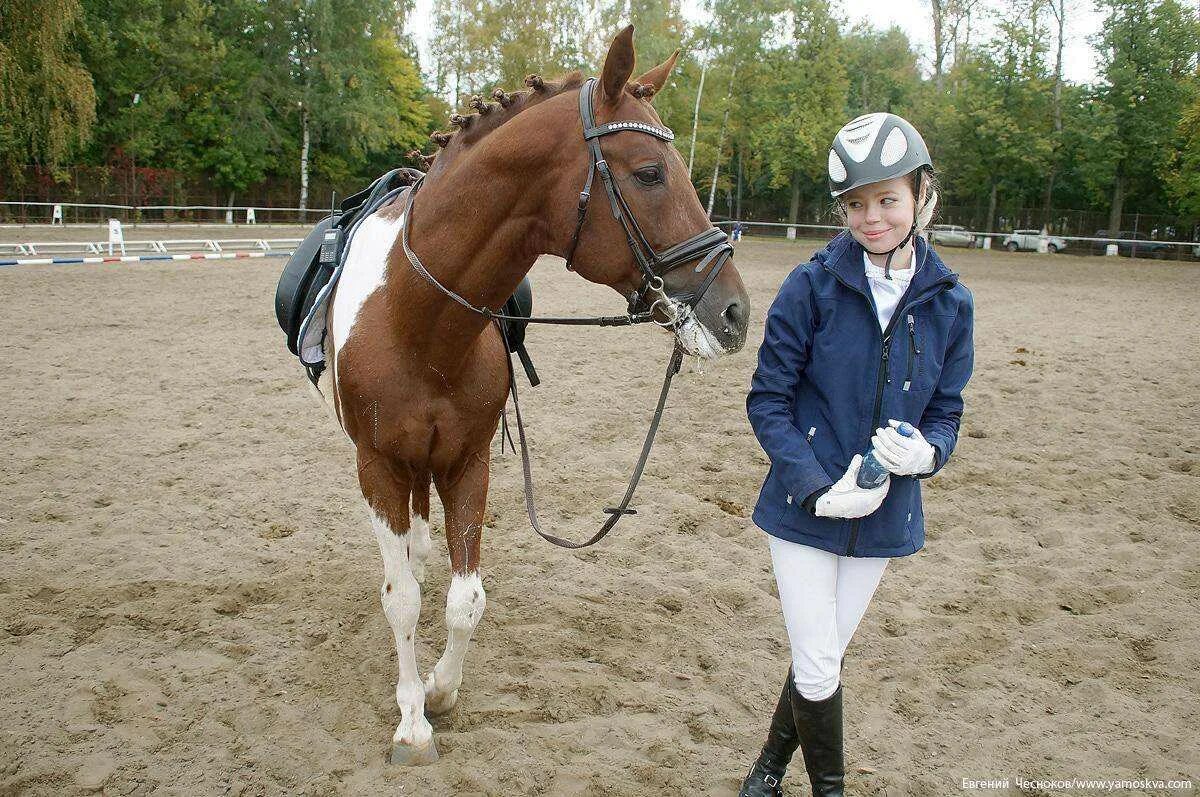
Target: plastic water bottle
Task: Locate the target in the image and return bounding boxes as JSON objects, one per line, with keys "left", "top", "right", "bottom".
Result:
{"left": 857, "top": 421, "right": 915, "bottom": 489}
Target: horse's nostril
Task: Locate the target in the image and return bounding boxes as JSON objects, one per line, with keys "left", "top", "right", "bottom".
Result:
{"left": 723, "top": 299, "right": 747, "bottom": 333}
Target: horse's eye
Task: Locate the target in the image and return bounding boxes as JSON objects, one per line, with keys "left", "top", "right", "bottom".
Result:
{"left": 634, "top": 166, "right": 663, "bottom": 185}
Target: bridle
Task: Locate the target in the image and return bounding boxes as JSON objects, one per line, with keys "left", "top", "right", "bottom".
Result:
{"left": 564, "top": 77, "right": 733, "bottom": 321}
{"left": 399, "top": 75, "right": 736, "bottom": 549}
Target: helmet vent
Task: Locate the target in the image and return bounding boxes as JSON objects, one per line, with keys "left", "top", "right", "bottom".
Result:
{"left": 838, "top": 113, "right": 884, "bottom": 162}
{"left": 828, "top": 150, "right": 847, "bottom": 182}
{"left": 880, "top": 127, "right": 908, "bottom": 167}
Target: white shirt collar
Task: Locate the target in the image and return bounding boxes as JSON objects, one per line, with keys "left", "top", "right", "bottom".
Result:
{"left": 863, "top": 246, "right": 916, "bottom": 282}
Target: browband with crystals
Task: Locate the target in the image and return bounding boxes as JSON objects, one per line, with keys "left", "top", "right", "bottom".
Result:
{"left": 584, "top": 120, "right": 675, "bottom": 141}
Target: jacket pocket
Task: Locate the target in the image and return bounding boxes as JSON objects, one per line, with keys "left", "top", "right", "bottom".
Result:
{"left": 901, "top": 312, "right": 945, "bottom": 394}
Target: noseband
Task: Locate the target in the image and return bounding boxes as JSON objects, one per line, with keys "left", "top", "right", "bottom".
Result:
{"left": 564, "top": 77, "right": 733, "bottom": 321}
{"left": 399, "top": 75, "right": 736, "bottom": 549}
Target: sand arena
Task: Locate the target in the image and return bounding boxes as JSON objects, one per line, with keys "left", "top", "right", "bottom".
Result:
{"left": 1, "top": 231, "right": 1196, "bottom": 795}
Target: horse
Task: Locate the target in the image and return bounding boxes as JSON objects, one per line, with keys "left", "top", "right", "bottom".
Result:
{"left": 312, "top": 26, "right": 751, "bottom": 765}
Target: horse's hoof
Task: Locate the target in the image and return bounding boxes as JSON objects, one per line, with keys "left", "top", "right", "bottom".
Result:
{"left": 389, "top": 739, "right": 439, "bottom": 766}
{"left": 424, "top": 688, "right": 459, "bottom": 716}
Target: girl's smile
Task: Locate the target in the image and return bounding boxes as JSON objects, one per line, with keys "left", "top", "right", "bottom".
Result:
{"left": 840, "top": 174, "right": 920, "bottom": 267}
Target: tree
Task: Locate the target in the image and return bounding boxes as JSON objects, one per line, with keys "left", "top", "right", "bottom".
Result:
{"left": 746, "top": 0, "right": 848, "bottom": 226}
{"left": 430, "top": 0, "right": 588, "bottom": 108}
{"left": 842, "top": 25, "right": 922, "bottom": 116}
{"left": 1166, "top": 96, "right": 1200, "bottom": 219}
{"left": 265, "top": 0, "right": 431, "bottom": 208}
{"left": 938, "top": 2, "right": 1056, "bottom": 231}
{"left": 1095, "top": 0, "right": 1200, "bottom": 229}
{"left": 0, "top": 0, "right": 96, "bottom": 177}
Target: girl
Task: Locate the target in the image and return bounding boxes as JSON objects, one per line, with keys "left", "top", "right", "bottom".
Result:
{"left": 738, "top": 113, "right": 975, "bottom": 796}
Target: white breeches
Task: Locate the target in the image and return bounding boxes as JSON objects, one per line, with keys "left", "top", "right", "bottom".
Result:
{"left": 766, "top": 533, "right": 890, "bottom": 701}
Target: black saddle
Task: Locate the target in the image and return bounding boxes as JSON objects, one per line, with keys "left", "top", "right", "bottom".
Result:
{"left": 275, "top": 168, "right": 422, "bottom": 357}
{"left": 274, "top": 167, "right": 538, "bottom": 386}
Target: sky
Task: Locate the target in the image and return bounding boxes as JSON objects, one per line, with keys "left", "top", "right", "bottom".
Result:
{"left": 406, "top": 0, "right": 1105, "bottom": 88}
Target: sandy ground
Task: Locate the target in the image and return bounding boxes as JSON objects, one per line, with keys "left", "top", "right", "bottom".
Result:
{"left": 1, "top": 234, "right": 1197, "bottom": 796}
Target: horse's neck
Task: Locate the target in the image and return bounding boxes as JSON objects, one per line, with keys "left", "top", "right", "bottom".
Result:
{"left": 388, "top": 159, "right": 547, "bottom": 352}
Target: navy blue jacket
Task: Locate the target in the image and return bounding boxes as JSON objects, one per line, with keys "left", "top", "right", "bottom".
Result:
{"left": 747, "top": 232, "right": 974, "bottom": 558}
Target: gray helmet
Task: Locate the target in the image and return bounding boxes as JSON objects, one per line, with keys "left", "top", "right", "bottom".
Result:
{"left": 827, "top": 113, "right": 932, "bottom": 198}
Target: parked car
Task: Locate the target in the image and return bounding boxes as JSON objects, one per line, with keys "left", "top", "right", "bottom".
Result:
{"left": 928, "top": 224, "right": 977, "bottom": 248}
{"left": 1002, "top": 229, "right": 1068, "bottom": 253}
{"left": 1091, "top": 230, "right": 1173, "bottom": 259}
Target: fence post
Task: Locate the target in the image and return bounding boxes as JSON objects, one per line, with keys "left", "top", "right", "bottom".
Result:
{"left": 108, "top": 219, "right": 125, "bottom": 255}
{"left": 52, "top": 204, "right": 63, "bottom": 225}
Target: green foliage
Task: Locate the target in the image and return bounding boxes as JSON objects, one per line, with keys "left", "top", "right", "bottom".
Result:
{"left": 749, "top": 0, "right": 848, "bottom": 192}
{"left": 1096, "top": 0, "right": 1200, "bottom": 217}
{"left": 3, "top": 0, "right": 1199, "bottom": 227}
{"left": 0, "top": 0, "right": 96, "bottom": 176}
{"left": 934, "top": 2, "right": 1055, "bottom": 219}
{"left": 431, "top": 0, "right": 588, "bottom": 106}
{"left": 65, "top": 0, "right": 429, "bottom": 198}
{"left": 842, "top": 25, "right": 921, "bottom": 117}
{"left": 1166, "top": 96, "right": 1200, "bottom": 218}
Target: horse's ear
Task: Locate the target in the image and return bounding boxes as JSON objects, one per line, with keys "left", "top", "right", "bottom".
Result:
{"left": 600, "top": 25, "right": 636, "bottom": 106}
{"left": 633, "top": 49, "right": 679, "bottom": 101}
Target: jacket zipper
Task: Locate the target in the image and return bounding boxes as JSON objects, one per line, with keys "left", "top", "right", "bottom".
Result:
{"left": 847, "top": 320, "right": 901, "bottom": 556}
{"left": 903, "top": 314, "right": 920, "bottom": 392}
{"left": 823, "top": 257, "right": 955, "bottom": 556}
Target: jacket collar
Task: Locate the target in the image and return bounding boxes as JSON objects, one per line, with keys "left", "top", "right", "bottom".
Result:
{"left": 819, "top": 231, "right": 957, "bottom": 299}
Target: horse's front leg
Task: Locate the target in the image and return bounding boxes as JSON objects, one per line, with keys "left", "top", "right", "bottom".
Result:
{"left": 409, "top": 473, "right": 434, "bottom": 585}
{"left": 424, "top": 449, "right": 489, "bottom": 716}
{"left": 357, "top": 450, "right": 438, "bottom": 765}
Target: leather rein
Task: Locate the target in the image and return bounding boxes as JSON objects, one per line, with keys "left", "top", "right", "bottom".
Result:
{"left": 400, "top": 76, "right": 733, "bottom": 548}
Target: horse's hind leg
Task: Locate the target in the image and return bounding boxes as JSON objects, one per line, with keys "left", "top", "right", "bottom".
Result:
{"left": 424, "top": 450, "right": 488, "bottom": 716}
{"left": 357, "top": 451, "right": 438, "bottom": 765}
{"left": 409, "top": 472, "right": 433, "bottom": 585}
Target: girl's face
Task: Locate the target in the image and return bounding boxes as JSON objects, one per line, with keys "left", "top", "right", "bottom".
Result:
{"left": 842, "top": 176, "right": 917, "bottom": 255}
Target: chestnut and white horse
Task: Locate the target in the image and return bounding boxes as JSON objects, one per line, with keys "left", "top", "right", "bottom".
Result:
{"left": 312, "top": 27, "right": 750, "bottom": 763}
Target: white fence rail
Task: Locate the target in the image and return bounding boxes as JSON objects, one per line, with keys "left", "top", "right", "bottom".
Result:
{"left": 0, "top": 238, "right": 302, "bottom": 257}
{"left": 715, "top": 220, "right": 1200, "bottom": 260}
{"left": 0, "top": 200, "right": 328, "bottom": 225}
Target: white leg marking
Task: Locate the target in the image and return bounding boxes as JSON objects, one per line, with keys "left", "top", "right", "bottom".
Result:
{"left": 424, "top": 571, "right": 486, "bottom": 715}
{"left": 331, "top": 211, "right": 405, "bottom": 354}
{"left": 368, "top": 508, "right": 434, "bottom": 754}
{"left": 409, "top": 515, "right": 433, "bottom": 585}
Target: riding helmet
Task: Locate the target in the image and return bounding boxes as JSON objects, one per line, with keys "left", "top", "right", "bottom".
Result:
{"left": 827, "top": 113, "right": 932, "bottom": 197}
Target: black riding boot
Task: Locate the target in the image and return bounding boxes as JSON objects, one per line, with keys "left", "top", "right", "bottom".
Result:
{"left": 789, "top": 683, "right": 845, "bottom": 797}
{"left": 738, "top": 668, "right": 800, "bottom": 797}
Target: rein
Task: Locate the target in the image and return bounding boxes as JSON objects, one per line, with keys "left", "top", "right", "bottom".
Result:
{"left": 400, "top": 76, "right": 732, "bottom": 549}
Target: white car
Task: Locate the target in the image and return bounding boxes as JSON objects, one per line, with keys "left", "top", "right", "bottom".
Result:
{"left": 1003, "top": 229, "right": 1067, "bottom": 253}
{"left": 928, "top": 224, "right": 977, "bottom": 248}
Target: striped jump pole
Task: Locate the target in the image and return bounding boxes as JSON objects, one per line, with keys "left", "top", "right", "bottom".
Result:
{"left": 0, "top": 250, "right": 294, "bottom": 268}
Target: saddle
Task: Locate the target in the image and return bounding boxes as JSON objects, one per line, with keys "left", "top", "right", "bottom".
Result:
{"left": 274, "top": 168, "right": 538, "bottom": 386}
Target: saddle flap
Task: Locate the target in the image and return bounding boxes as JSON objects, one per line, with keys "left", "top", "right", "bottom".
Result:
{"left": 275, "top": 215, "right": 335, "bottom": 355}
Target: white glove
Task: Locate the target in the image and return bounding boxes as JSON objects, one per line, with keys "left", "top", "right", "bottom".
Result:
{"left": 814, "top": 454, "right": 891, "bottom": 519}
{"left": 870, "top": 419, "right": 936, "bottom": 477}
